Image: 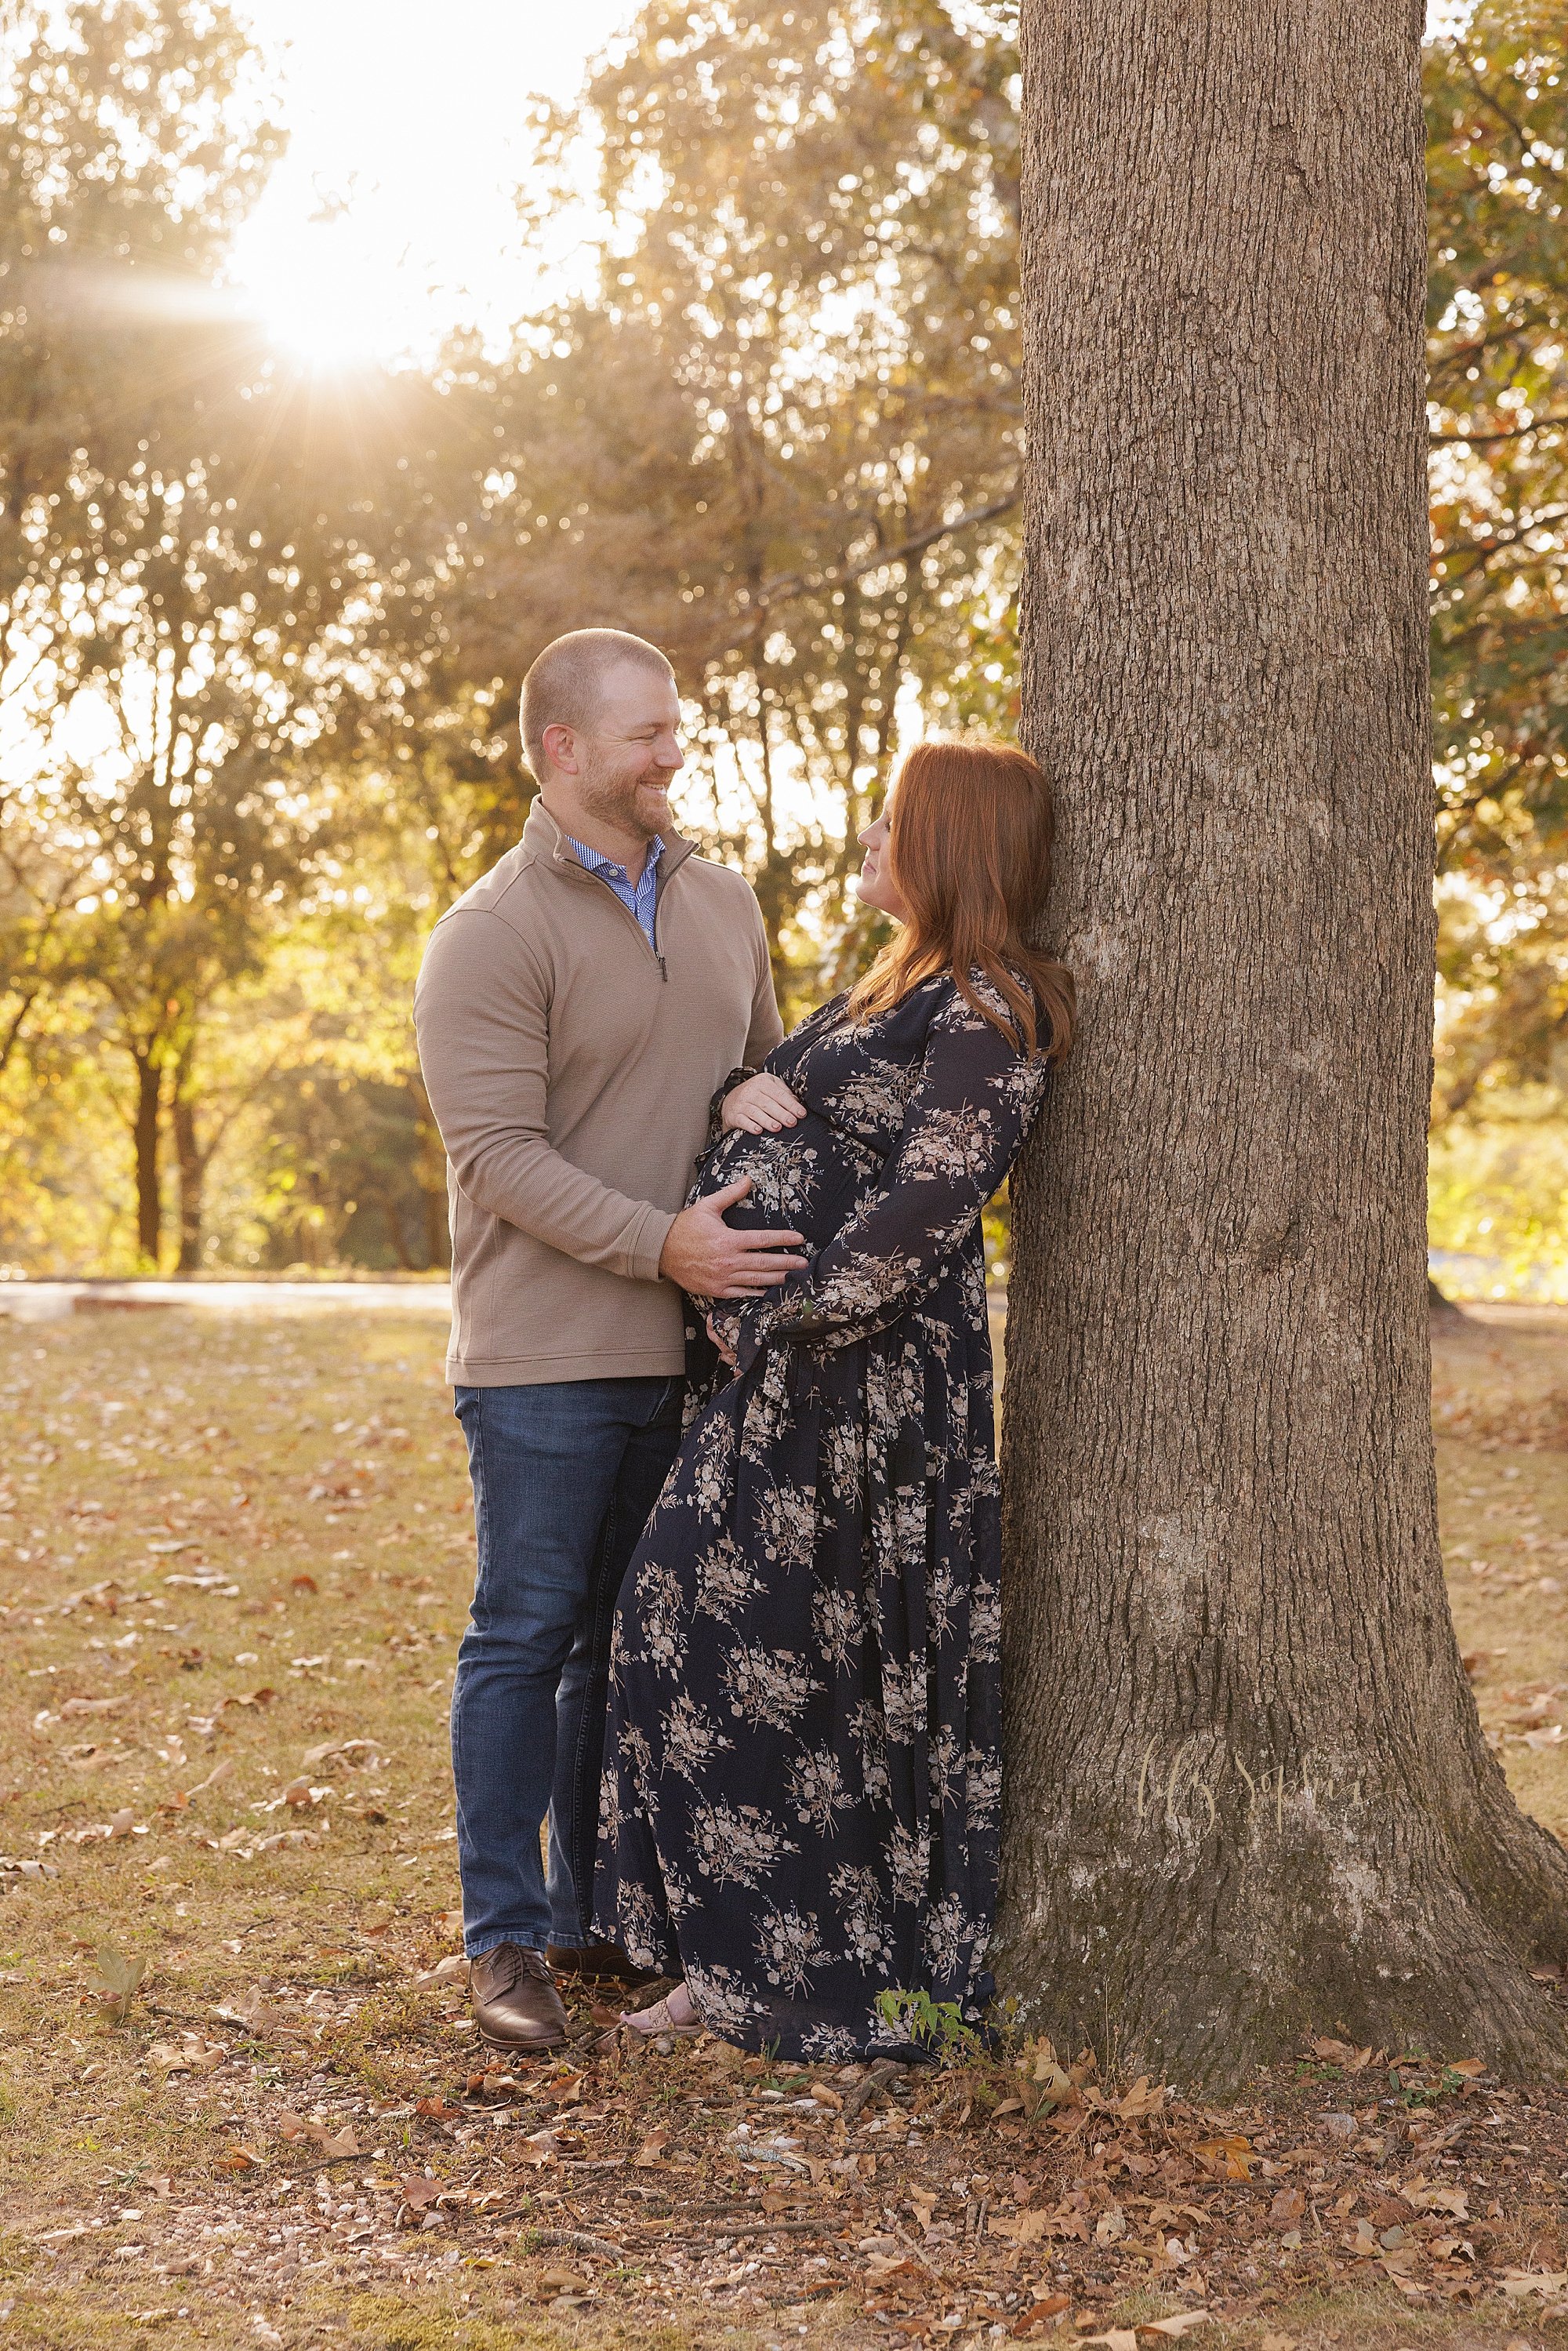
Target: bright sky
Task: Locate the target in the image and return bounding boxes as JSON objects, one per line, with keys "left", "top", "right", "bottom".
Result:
{"left": 230, "top": 0, "right": 1472, "bottom": 366}
{"left": 227, "top": 0, "right": 636, "bottom": 363}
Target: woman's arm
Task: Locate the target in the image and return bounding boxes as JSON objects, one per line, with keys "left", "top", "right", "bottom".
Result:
{"left": 710, "top": 987, "right": 1049, "bottom": 1374}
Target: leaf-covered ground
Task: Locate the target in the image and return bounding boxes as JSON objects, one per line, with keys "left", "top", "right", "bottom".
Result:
{"left": 1, "top": 1298, "right": 1566, "bottom": 2351}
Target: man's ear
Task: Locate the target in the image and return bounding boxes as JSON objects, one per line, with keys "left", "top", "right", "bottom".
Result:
{"left": 540, "top": 721, "right": 580, "bottom": 776}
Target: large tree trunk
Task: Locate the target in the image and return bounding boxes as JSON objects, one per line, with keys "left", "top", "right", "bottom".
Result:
{"left": 132, "top": 1052, "right": 164, "bottom": 1271}
{"left": 998, "top": 0, "right": 1568, "bottom": 2082}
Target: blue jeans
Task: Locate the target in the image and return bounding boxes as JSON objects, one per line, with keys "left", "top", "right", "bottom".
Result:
{"left": 451, "top": 1375, "right": 684, "bottom": 1957}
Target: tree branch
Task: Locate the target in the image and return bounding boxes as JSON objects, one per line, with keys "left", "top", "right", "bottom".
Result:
{"left": 0, "top": 987, "right": 39, "bottom": 1080}
{"left": 731, "top": 484, "right": 1020, "bottom": 630}
{"left": 1432, "top": 506, "right": 1568, "bottom": 572}
{"left": 1427, "top": 312, "right": 1553, "bottom": 391}
{"left": 1431, "top": 414, "right": 1568, "bottom": 446}
{"left": 1460, "top": 58, "right": 1568, "bottom": 191}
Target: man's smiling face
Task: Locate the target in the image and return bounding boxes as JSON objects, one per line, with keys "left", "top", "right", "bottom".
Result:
{"left": 563, "top": 661, "right": 684, "bottom": 845}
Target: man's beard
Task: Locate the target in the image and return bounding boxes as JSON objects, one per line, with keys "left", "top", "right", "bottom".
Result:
{"left": 577, "top": 767, "right": 669, "bottom": 844}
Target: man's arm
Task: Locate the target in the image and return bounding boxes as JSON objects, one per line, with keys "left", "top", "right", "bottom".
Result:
{"left": 415, "top": 909, "right": 673, "bottom": 1281}
{"left": 415, "top": 905, "right": 808, "bottom": 1296}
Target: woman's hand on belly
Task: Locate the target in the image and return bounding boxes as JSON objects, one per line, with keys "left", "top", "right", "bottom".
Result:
{"left": 720, "top": 1072, "right": 807, "bottom": 1134}
{"left": 706, "top": 1314, "right": 739, "bottom": 1368}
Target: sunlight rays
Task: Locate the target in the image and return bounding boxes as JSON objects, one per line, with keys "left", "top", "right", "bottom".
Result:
{"left": 227, "top": 0, "right": 634, "bottom": 364}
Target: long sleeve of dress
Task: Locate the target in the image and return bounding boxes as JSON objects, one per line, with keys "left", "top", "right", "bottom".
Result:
{"left": 713, "top": 988, "right": 1049, "bottom": 1375}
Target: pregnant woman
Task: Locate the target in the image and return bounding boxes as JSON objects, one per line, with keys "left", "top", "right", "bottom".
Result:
{"left": 591, "top": 737, "right": 1073, "bottom": 2061}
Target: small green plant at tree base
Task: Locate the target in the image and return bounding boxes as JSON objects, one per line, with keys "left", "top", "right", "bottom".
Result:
{"left": 985, "top": 1991, "right": 1025, "bottom": 2058}
{"left": 1017, "top": 2036, "right": 1098, "bottom": 2120}
{"left": 873, "top": 1987, "right": 983, "bottom": 2062}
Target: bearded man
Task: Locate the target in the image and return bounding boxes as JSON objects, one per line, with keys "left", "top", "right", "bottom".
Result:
{"left": 415, "top": 627, "right": 799, "bottom": 2052}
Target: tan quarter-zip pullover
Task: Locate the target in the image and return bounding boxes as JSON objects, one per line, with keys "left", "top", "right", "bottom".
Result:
{"left": 414, "top": 800, "right": 783, "bottom": 1386}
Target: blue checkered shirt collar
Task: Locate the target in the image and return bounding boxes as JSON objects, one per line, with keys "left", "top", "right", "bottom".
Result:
{"left": 562, "top": 830, "right": 662, "bottom": 948}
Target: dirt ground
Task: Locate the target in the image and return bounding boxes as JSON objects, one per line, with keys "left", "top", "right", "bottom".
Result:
{"left": 2, "top": 1299, "right": 1567, "bottom": 2351}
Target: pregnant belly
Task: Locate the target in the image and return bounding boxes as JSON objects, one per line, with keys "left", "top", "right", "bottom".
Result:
{"left": 695, "top": 1114, "right": 876, "bottom": 1250}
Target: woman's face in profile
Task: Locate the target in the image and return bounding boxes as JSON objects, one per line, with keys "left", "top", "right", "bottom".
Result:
{"left": 856, "top": 800, "right": 908, "bottom": 921}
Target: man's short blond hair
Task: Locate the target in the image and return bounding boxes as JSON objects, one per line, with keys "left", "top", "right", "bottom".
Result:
{"left": 519, "top": 629, "right": 676, "bottom": 783}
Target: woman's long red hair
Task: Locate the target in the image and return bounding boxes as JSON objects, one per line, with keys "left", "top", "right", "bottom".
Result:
{"left": 847, "top": 738, "right": 1074, "bottom": 1061}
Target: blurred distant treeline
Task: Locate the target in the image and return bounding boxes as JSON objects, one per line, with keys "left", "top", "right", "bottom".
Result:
{"left": 2, "top": 0, "right": 1568, "bottom": 1277}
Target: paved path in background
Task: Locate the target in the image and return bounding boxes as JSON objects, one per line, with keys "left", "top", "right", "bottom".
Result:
{"left": 1, "top": 1279, "right": 1561, "bottom": 1332}
{"left": 0, "top": 1279, "right": 452, "bottom": 1323}
{"left": 1461, "top": 1300, "right": 1568, "bottom": 1334}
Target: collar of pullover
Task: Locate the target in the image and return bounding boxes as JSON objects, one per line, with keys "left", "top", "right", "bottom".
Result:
{"left": 523, "top": 796, "right": 697, "bottom": 885}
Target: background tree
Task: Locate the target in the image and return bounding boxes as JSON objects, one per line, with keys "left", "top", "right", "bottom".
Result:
{"left": 444, "top": 0, "right": 1025, "bottom": 1001}
{"left": 1428, "top": 3, "right": 1568, "bottom": 892}
{"left": 1421, "top": 3, "right": 1568, "bottom": 1273}
{"left": 0, "top": 0, "right": 276, "bottom": 617}
{"left": 1, "top": 0, "right": 275, "bottom": 1256}
{"left": 0, "top": 0, "right": 482, "bottom": 1268}
{"left": 31, "top": 354, "right": 457, "bottom": 1269}
{"left": 999, "top": 0, "right": 1568, "bottom": 2078}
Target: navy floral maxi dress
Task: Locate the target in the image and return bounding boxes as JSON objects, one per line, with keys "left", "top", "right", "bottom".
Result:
{"left": 591, "top": 972, "right": 1051, "bottom": 2062}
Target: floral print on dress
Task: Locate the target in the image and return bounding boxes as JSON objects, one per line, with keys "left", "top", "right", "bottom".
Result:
{"left": 592, "top": 972, "right": 1050, "bottom": 2059}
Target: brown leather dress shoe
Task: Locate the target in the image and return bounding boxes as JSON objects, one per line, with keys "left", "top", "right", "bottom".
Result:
{"left": 469, "top": 1943, "right": 570, "bottom": 2052}
{"left": 546, "top": 1939, "right": 666, "bottom": 1992}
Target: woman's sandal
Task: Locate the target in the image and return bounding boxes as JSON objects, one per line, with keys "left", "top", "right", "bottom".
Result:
{"left": 618, "top": 1984, "right": 703, "bottom": 2037}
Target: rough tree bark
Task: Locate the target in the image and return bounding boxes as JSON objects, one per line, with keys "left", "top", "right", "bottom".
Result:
{"left": 998, "top": 0, "right": 1568, "bottom": 2081}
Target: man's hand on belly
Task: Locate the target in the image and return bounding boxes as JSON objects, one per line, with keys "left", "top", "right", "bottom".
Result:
{"left": 659, "top": 1176, "right": 808, "bottom": 1299}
